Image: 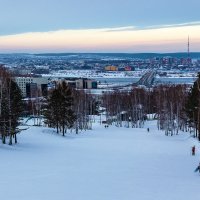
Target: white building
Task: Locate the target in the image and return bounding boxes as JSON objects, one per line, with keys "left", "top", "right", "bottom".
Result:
{"left": 15, "top": 77, "right": 49, "bottom": 97}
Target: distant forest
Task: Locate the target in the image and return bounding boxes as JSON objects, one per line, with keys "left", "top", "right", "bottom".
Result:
{"left": 34, "top": 52, "right": 200, "bottom": 59}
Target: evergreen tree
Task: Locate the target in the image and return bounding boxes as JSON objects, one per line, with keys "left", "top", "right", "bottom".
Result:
{"left": 10, "top": 80, "right": 23, "bottom": 144}
{"left": 186, "top": 73, "right": 200, "bottom": 139}
{"left": 44, "top": 88, "right": 62, "bottom": 133}
{"left": 58, "top": 82, "right": 76, "bottom": 136}
{"left": 44, "top": 81, "right": 76, "bottom": 136}
{"left": 0, "top": 68, "right": 23, "bottom": 144}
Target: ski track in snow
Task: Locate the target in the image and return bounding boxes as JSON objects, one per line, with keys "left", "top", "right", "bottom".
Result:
{"left": 0, "top": 119, "right": 199, "bottom": 200}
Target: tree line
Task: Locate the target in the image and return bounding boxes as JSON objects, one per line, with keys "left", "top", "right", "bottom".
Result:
{"left": 1, "top": 65, "right": 200, "bottom": 144}
{"left": 0, "top": 67, "right": 98, "bottom": 144}
{"left": 37, "top": 81, "right": 98, "bottom": 136}
{"left": 102, "top": 74, "right": 200, "bottom": 140}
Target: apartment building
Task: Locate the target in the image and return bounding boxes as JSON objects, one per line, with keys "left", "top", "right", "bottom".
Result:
{"left": 15, "top": 77, "right": 49, "bottom": 97}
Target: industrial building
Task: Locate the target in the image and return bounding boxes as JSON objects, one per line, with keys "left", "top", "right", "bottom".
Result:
{"left": 47, "top": 78, "right": 97, "bottom": 91}
{"left": 105, "top": 66, "right": 118, "bottom": 71}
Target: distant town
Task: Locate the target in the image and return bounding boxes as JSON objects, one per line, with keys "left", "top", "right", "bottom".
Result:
{"left": 1, "top": 53, "right": 200, "bottom": 72}
{"left": 0, "top": 52, "right": 199, "bottom": 98}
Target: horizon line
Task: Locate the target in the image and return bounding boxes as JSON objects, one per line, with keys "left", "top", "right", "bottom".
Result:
{"left": 1, "top": 51, "right": 200, "bottom": 55}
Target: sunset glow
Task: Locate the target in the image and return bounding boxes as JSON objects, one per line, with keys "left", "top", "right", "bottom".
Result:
{"left": 1, "top": 24, "right": 200, "bottom": 53}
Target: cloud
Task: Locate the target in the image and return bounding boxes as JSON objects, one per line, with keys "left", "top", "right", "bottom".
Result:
{"left": 146, "top": 21, "right": 200, "bottom": 29}
{"left": 102, "top": 26, "right": 136, "bottom": 32}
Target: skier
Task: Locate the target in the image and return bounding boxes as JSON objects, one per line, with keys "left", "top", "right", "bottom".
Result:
{"left": 194, "top": 162, "right": 200, "bottom": 173}
{"left": 192, "top": 145, "right": 196, "bottom": 156}
{"left": 147, "top": 128, "right": 150, "bottom": 132}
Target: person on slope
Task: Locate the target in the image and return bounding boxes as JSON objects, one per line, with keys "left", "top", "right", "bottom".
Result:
{"left": 194, "top": 162, "right": 200, "bottom": 173}
{"left": 192, "top": 145, "right": 196, "bottom": 156}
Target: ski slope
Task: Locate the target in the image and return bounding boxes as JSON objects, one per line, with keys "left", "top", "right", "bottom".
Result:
{"left": 0, "top": 120, "right": 199, "bottom": 200}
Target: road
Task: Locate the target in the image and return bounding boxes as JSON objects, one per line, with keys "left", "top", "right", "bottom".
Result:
{"left": 103, "top": 70, "right": 156, "bottom": 90}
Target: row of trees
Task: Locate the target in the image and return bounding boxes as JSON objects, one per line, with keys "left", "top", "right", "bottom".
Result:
{"left": 1, "top": 65, "right": 200, "bottom": 144}
{"left": 23, "top": 72, "right": 200, "bottom": 140}
{"left": 101, "top": 77, "right": 200, "bottom": 140}
{"left": 153, "top": 84, "right": 188, "bottom": 135}
{"left": 186, "top": 73, "right": 200, "bottom": 140}
{"left": 102, "top": 88, "right": 148, "bottom": 128}
{"left": 0, "top": 68, "right": 99, "bottom": 143}
{"left": 44, "top": 81, "right": 98, "bottom": 136}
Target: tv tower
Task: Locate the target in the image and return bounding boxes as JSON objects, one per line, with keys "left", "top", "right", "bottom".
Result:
{"left": 187, "top": 35, "right": 191, "bottom": 66}
{"left": 188, "top": 36, "right": 190, "bottom": 58}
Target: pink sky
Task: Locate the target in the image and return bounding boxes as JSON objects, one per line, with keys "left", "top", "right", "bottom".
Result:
{"left": 0, "top": 24, "right": 200, "bottom": 53}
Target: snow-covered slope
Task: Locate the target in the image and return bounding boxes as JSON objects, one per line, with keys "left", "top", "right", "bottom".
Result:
{"left": 0, "top": 120, "right": 199, "bottom": 200}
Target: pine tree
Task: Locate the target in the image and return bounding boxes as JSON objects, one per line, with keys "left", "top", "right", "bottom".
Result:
{"left": 186, "top": 73, "right": 200, "bottom": 139}
{"left": 58, "top": 82, "right": 76, "bottom": 136}
{"left": 10, "top": 80, "right": 23, "bottom": 144}
{"left": 44, "top": 88, "right": 62, "bottom": 133}
{"left": 44, "top": 81, "right": 76, "bottom": 136}
{"left": 0, "top": 68, "right": 23, "bottom": 144}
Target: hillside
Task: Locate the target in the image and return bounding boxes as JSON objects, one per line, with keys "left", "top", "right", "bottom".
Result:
{"left": 0, "top": 119, "right": 199, "bottom": 200}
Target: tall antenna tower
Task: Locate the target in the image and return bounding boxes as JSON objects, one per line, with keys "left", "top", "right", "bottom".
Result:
{"left": 187, "top": 35, "right": 191, "bottom": 66}
{"left": 188, "top": 35, "right": 190, "bottom": 59}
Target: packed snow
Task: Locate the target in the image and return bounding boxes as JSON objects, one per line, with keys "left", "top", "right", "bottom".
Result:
{"left": 0, "top": 118, "right": 200, "bottom": 200}
{"left": 43, "top": 70, "right": 144, "bottom": 79}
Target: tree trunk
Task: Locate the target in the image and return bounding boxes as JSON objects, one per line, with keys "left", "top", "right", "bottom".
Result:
{"left": 14, "top": 133, "right": 17, "bottom": 144}
{"left": 9, "top": 134, "right": 12, "bottom": 145}
{"left": 62, "top": 124, "right": 65, "bottom": 136}
{"left": 2, "top": 135, "right": 5, "bottom": 144}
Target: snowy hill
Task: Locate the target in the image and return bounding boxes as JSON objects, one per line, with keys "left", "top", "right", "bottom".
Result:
{"left": 0, "top": 120, "right": 200, "bottom": 200}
